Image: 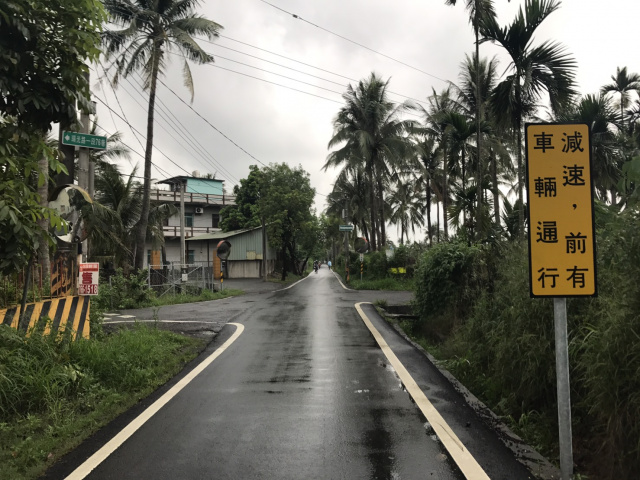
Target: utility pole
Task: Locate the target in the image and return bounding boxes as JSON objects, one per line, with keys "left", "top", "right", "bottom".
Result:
{"left": 344, "top": 200, "right": 349, "bottom": 283}
{"left": 262, "top": 219, "right": 267, "bottom": 281}
{"left": 78, "top": 72, "right": 90, "bottom": 262}
{"left": 180, "top": 179, "right": 186, "bottom": 269}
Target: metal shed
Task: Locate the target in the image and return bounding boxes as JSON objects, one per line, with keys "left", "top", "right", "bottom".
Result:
{"left": 187, "top": 227, "right": 277, "bottom": 279}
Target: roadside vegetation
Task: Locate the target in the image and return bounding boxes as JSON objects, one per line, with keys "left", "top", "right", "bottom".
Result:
{"left": 0, "top": 323, "right": 204, "bottom": 480}
{"left": 378, "top": 203, "right": 640, "bottom": 480}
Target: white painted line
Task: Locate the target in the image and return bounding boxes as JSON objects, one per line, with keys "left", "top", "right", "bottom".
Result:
{"left": 65, "top": 322, "right": 245, "bottom": 480}
{"left": 102, "top": 313, "right": 117, "bottom": 317}
{"left": 104, "top": 320, "right": 214, "bottom": 324}
{"left": 275, "top": 275, "right": 309, "bottom": 291}
{"left": 118, "top": 315, "right": 135, "bottom": 318}
{"left": 355, "top": 303, "right": 490, "bottom": 480}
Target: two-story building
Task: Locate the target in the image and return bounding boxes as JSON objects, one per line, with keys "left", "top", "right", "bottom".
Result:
{"left": 147, "top": 174, "right": 234, "bottom": 267}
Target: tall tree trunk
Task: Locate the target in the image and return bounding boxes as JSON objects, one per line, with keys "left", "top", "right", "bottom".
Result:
{"left": 462, "top": 148, "right": 466, "bottom": 227}
{"left": 443, "top": 141, "right": 449, "bottom": 240}
{"left": 515, "top": 77, "right": 524, "bottom": 238}
{"left": 367, "top": 164, "right": 377, "bottom": 251}
{"left": 280, "top": 244, "right": 287, "bottom": 281}
{"left": 134, "top": 43, "right": 162, "bottom": 271}
{"left": 491, "top": 146, "right": 500, "bottom": 226}
{"left": 426, "top": 177, "right": 432, "bottom": 246}
{"left": 436, "top": 199, "right": 441, "bottom": 243}
{"left": 38, "top": 155, "right": 51, "bottom": 289}
{"left": 377, "top": 176, "right": 386, "bottom": 248}
{"left": 474, "top": 3, "right": 483, "bottom": 240}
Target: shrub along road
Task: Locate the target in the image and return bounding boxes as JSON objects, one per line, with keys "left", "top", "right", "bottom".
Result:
{"left": 44, "top": 268, "right": 549, "bottom": 479}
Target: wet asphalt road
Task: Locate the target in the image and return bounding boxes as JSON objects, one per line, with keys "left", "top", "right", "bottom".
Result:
{"left": 52, "top": 268, "right": 540, "bottom": 480}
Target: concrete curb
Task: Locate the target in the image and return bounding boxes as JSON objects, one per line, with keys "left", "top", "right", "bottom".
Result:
{"left": 380, "top": 310, "right": 561, "bottom": 480}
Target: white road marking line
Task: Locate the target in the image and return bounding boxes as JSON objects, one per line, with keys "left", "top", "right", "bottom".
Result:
{"left": 104, "top": 320, "right": 214, "bottom": 324}
{"left": 118, "top": 315, "right": 135, "bottom": 318}
{"left": 355, "top": 303, "right": 490, "bottom": 480}
{"left": 65, "top": 322, "right": 245, "bottom": 480}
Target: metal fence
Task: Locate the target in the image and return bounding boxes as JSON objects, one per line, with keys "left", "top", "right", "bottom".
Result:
{"left": 147, "top": 261, "right": 217, "bottom": 296}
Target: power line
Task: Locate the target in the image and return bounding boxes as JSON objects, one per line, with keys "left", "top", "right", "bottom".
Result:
{"left": 259, "top": 0, "right": 449, "bottom": 83}
{"left": 120, "top": 73, "right": 240, "bottom": 185}
{"left": 157, "top": 76, "right": 272, "bottom": 167}
{"left": 206, "top": 37, "right": 429, "bottom": 106}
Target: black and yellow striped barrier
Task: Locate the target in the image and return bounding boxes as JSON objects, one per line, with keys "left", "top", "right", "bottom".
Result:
{"left": 0, "top": 296, "right": 90, "bottom": 340}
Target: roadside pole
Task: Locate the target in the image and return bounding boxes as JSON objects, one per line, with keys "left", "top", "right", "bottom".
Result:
{"left": 554, "top": 298, "right": 573, "bottom": 477}
{"left": 525, "top": 123, "right": 597, "bottom": 480}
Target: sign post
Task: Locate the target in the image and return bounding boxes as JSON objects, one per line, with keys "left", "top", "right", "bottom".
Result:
{"left": 216, "top": 240, "right": 231, "bottom": 292}
{"left": 78, "top": 263, "right": 99, "bottom": 295}
{"left": 526, "top": 123, "right": 597, "bottom": 480}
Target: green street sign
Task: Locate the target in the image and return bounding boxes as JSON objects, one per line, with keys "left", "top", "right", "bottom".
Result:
{"left": 62, "top": 131, "right": 107, "bottom": 150}
{"left": 339, "top": 225, "right": 354, "bottom": 232}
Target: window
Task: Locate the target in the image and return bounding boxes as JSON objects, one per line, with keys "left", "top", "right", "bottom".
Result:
{"left": 212, "top": 213, "right": 220, "bottom": 228}
{"left": 187, "top": 250, "right": 195, "bottom": 264}
{"left": 185, "top": 212, "right": 194, "bottom": 228}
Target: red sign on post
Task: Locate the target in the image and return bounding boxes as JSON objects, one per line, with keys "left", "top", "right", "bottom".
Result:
{"left": 78, "top": 263, "right": 99, "bottom": 295}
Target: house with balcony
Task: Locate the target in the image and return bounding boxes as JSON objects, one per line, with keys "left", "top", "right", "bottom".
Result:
{"left": 146, "top": 174, "right": 235, "bottom": 267}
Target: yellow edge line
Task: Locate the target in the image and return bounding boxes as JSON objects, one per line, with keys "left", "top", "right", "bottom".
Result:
{"left": 355, "top": 303, "right": 490, "bottom": 480}
{"left": 65, "top": 322, "right": 245, "bottom": 480}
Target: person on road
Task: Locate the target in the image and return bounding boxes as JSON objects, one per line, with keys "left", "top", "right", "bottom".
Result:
{"left": 328, "top": 260, "right": 332, "bottom": 270}
{"left": 313, "top": 260, "right": 319, "bottom": 273}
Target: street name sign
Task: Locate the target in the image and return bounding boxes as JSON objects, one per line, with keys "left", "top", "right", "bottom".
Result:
{"left": 62, "top": 131, "right": 107, "bottom": 150}
{"left": 339, "top": 225, "right": 354, "bottom": 232}
{"left": 525, "top": 123, "right": 597, "bottom": 297}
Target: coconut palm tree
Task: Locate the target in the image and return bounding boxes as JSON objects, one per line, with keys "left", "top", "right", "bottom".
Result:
{"left": 601, "top": 66, "right": 640, "bottom": 133}
{"left": 481, "top": 0, "right": 577, "bottom": 236}
{"left": 455, "top": 53, "right": 501, "bottom": 233}
{"left": 325, "top": 72, "right": 414, "bottom": 251}
{"left": 555, "top": 94, "right": 622, "bottom": 204}
{"left": 388, "top": 177, "right": 424, "bottom": 245}
{"left": 102, "top": 0, "right": 223, "bottom": 270}
{"left": 87, "top": 162, "right": 176, "bottom": 270}
{"left": 445, "top": 1, "right": 496, "bottom": 234}
{"left": 415, "top": 87, "right": 461, "bottom": 240}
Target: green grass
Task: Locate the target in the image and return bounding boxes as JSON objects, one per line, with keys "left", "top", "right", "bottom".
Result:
{"left": 0, "top": 324, "right": 204, "bottom": 480}
{"left": 344, "top": 276, "right": 414, "bottom": 291}
{"left": 145, "top": 288, "right": 243, "bottom": 307}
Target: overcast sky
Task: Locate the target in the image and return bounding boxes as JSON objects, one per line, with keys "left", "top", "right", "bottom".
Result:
{"left": 93, "top": 0, "right": 640, "bottom": 243}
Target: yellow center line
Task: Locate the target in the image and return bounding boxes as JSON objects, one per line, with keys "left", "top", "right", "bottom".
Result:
{"left": 355, "top": 302, "right": 490, "bottom": 480}
{"left": 65, "top": 322, "right": 245, "bottom": 480}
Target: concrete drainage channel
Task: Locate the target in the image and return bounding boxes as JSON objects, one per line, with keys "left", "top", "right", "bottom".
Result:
{"left": 376, "top": 304, "right": 560, "bottom": 480}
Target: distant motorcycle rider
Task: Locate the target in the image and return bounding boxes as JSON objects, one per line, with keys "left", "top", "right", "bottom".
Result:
{"left": 313, "top": 260, "right": 319, "bottom": 273}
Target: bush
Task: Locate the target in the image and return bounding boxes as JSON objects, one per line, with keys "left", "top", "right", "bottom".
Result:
{"left": 412, "top": 240, "right": 487, "bottom": 340}
{"left": 93, "top": 268, "right": 154, "bottom": 311}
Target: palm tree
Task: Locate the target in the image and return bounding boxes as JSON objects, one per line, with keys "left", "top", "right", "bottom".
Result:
{"left": 388, "top": 178, "right": 424, "bottom": 244}
{"left": 416, "top": 87, "right": 460, "bottom": 240}
{"left": 87, "top": 163, "right": 176, "bottom": 270}
{"left": 445, "top": 1, "right": 496, "bottom": 235}
{"left": 455, "top": 53, "right": 501, "bottom": 233}
{"left": 481, "top": 0, "right": 577, "bottom": 236}
{"left": 413, "top": 136, "right": 439, "bottom": 245}
{"left": 601, "top": 66, "right": 640, "bottom": 133}
{"left": 102, "top": 0, "right": 223, "bottom": 271}
{"left": 554, "top": 94, "right": 622, "bottom": 204}
{"left": 325, "top": 73, "right": 414, "bottom": 251}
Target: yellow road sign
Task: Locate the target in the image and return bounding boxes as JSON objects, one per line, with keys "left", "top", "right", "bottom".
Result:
{"left": 525, "top": 123, "right": 597, "bottom": 297}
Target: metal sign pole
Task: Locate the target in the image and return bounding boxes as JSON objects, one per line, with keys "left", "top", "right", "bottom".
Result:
{"left": 554, "top": 297, "right": 573, "bottom": 480}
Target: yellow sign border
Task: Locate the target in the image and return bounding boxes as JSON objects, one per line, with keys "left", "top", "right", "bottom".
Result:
{"left": 525, "top": 122, "right": 598, "bottom": 298}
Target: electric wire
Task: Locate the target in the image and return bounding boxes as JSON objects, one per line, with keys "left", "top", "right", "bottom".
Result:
{"left": 259, "top": 0, "right": 449, "bottom": 83}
